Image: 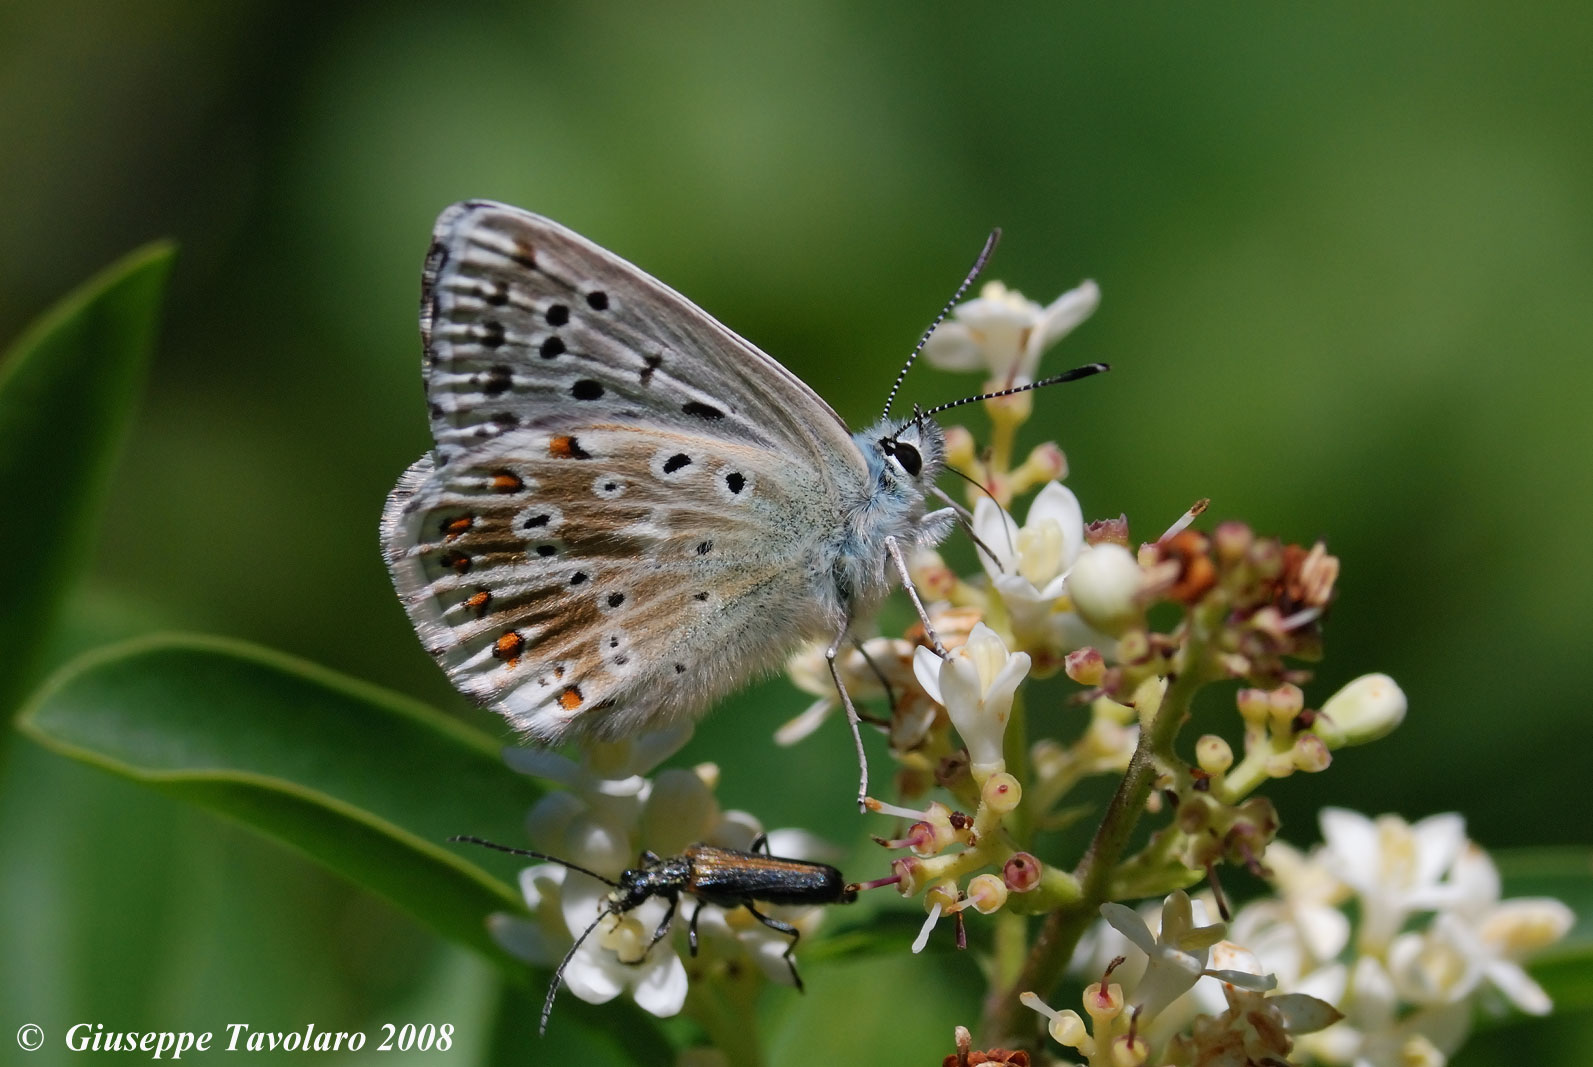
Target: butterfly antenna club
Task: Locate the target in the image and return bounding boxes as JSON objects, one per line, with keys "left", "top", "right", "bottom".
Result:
{"left": 882, "top": 228, "right": 1002, "bottom": 420}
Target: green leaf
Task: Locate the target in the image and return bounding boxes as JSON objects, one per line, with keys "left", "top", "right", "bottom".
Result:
{"left": 0, "top": 242, "right": 175, "bottom": 717}
{"left": 17, "top": 634, "right": 545, "bottom": 961}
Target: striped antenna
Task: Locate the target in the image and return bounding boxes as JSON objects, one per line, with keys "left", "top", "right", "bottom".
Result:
{"left": 915, "top": 361, "right": 1110, "bottom": 421}
{"left": 882, "top": 228, "right": 1001, "bottom": 419}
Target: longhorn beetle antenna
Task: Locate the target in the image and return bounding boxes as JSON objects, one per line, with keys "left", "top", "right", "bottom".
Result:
{"left": 542, "top": 905, "right": 620, "bottom": 1035}
{"left": 916, "top": 361, "right": 1110, "bottom": 421}
{"left": 448, "top": 834, "right": 619, "bottom": 887}
{"left": 882, "top": 228, "right": 1002, "bottom": 420}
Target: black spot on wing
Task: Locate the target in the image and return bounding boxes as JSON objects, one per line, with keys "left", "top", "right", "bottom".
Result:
{"left": 683, "top": 401, "right": 723, "bottom": 420}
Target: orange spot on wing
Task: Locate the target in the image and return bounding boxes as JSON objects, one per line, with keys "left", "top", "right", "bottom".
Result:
{"left": 443, "top": 515, "right": 473, "bottom": 538}
{"left": 493, "top": 630, "right": 524, "bottom": 667}
{"left": 547, "top": 434, "right": 591, "bottom": 459}
{"left": 465, "top": 590, "right": 492, "bottom": 617}
{"left": 491, "top": 471, "right": 524, "bottom": 493}
{"left": 558, "top": 686, "right": 583, "bottom": 711}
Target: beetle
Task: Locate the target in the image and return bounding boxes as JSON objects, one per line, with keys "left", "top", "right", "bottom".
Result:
{"left": 450, "top": 833, "right": 857, "bottom": 1033}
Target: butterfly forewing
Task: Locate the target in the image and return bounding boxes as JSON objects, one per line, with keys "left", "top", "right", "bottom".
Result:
{"left": 418, "top": 201, "right": 857, "bottom": 467}
{"left": 383, "top": 202, "right": 873, "bottom": 741}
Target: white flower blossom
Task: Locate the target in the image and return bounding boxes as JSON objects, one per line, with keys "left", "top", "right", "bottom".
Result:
{"left": 1319, "top": 808, "right": 1467, "bottom": 953}
{"left": 1100, "top": 891, "right": 1276, "bottom": 1022}
{"left": 1067, "top": 543, "right": 1144, "bottom": 634}
{"left": 971, "top": 482, "right": 1099, "bottom": 652}
{"left": 1298, "top": 956, "right": 1473, "bottom": 1067}
{"left": 922, "top": 279, "right": 1100, "bottom": 387}
{"left": 1436, "top": 843, "right": 1572, "bottom": 1016}
{"left": 913, "top": 622, "right": 1029, "bottom": 779}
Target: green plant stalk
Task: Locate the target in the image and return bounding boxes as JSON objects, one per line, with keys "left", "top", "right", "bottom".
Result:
{"left": 975, "top": 600, "right": 1225, "bottom": 1047}
{"left": 685, "top": 973, "right": 765, "bottom": 1067}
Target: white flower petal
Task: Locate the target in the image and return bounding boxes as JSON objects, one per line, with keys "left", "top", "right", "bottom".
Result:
{"left": 1034, "top": 280, "right": 1101, "bottom": 354}
{"left": 912, "top": 645, "right": 945, "bottom": 706}
{"left": 1100, "top": 902, "right": 1159, "bottom": 955}
{"left": 1411, "top": 812, "right": 1468, "bottom": 888}
{"left": 920, "top": 321, "right": 985, "bottom": 371}
{"left": 972, "top": 498, "right": 1020, "bottom": 578}
{"left": 1269, "top": 992, "right": 1344, "bottom": 1034}
{"left": 1027, "top": 482, "right": 1085, "bottom": 561}
{"left": 630, "top": 951, "right": 690, "bottom": 1017}
{"left": 487, "top": 913, "right": 556, "bottom": 967}
{"left": 1319, "top": 808, "right": 1379, "bottom": 888}
{"left": 1484, "top": 959, "right": 1554, "bottom": 1015}
{"left": 561, "top": 939, "right": 626, "bottom": 1003}
{"left": 774, "top": 697, "right": 835, "bottom": 746}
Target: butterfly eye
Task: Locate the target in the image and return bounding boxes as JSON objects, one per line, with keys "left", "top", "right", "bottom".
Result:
{"left": 884, "top": 439, "right": 922, "bottom": 477}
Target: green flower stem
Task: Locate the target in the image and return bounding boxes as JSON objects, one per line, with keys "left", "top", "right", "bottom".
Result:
{"left": 976, "top": 601, "right": 1224, "bottom": 1047}
{"left": 1216, "top": 737, "right": 1288, "bottom": 801}
{"left": 685, "top": 973, "right": 765, "bottom": 1067}
{"left": 1004, "top": 864, "right": 1084, "bottom": 916}
{"left": 1004, "top": 690, "right": 1032, "bottom": 843}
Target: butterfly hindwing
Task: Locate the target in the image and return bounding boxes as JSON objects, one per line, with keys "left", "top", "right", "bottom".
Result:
{"left": 382, "top": 423, "right": 852, "bottom": 739}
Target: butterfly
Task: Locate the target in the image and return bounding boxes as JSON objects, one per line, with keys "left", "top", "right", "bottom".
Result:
{"left": 381, "top": 201, "right": 1102, "bottom": 802}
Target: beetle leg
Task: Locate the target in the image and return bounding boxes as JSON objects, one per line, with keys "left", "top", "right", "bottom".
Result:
{"left": 641, "top": 891, "right": 679, "bottom": 959}
{"left": 743, "top": 903, "right": 804, "bottom": 992}
{"left": 688, "top": 899, "right": 705, "bottom": 957}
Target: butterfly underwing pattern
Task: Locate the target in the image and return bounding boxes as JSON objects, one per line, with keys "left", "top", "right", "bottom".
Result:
{"left": 381, "top": 201, "right": 955, "bottom": 757}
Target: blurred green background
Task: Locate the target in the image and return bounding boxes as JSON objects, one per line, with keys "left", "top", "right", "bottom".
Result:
{"left": 3, "top": 2, "right": 1590, "bottom": 1063}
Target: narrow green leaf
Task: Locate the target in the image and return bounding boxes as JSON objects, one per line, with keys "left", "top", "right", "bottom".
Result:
{"left": 17, "top": 634, "right": 545, "bottom": 961}
{"left": 0, "top": 241, "right": 175, "bottom": 716}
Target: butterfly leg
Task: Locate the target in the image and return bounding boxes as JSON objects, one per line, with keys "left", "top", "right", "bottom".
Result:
{"left": 827, "top": 627, "right": 871, "bottom": 809}
{"left": 884, "top": 534, "right": 947, "bottom": 656}
{"left": 743, "top": 902, "right": 804, "bottom": 993}
{"left": 749, "top": 832, "right": 771, "bottom": 856}
{"left": 852, "top": 639, "right": 897, "bottom": 725}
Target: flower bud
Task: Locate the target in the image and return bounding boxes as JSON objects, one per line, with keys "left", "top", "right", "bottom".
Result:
{"left": 1292, "top": 732, "right": 1332, "bottom": 773}
{"left": 1212, "top": 520, "right": 1253, "bottom": 565}
{"left": 1196, "top": 734, "right": 1233, "bottom": 774}
{"left": 1084, "top": 980, "right": 1125, "bottom": 1021}
{"left": 943, "top": 424, "right": 976, "bottom": 468}
{"left": 1065, "top": 646, "right": 1106, "bottom": 686}
{"left": 892, "top": 856, "right": 925, "bottom": 897}
{"left": 1069, "top": 544, "right": 1143, "bottom": 633}
{"left": 964, "top": 873, "right": 1009, "bottom": 914}
{"left": 1003, "top": 852, "right": 1043, "bottom": 893}
{"left": 1111, "top": 1033, "right": 1151, "bottom": 1067}
{"left": 981, "top": 771, "right": 1023, "bottom": 813}
{"left": 1313, "top": 673, "right": 1407, "bottom": 747}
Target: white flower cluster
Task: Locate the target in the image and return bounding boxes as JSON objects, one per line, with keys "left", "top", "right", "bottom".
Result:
{"left": 1064, "top": 809, "right": 1572, "bottom": 1065}
{"left": 486, "top": 726, "right": 835, "bottom": 1021}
